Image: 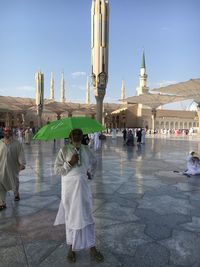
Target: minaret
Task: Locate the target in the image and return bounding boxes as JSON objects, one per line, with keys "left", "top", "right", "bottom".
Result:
{"left": 50, "top": 72, "right": 55, "bottom": 101}
{"left": 86, "top": 77, "right": 90, "bottom": 104}
{"left": 120, "top": 80, "right": 125, "bottom": 100}
{"left": 60, "top": 72, "right": 65, "bottom": 103}
{"left": 136, "top": 49, "right": 149, "bottom": 96}
{"left": 136, "top": 49, "right": 149, "bottom": 117}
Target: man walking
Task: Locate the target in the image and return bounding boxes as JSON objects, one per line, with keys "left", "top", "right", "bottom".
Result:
{"left": 0, "top": 127, "right": 26, "bottom": 210}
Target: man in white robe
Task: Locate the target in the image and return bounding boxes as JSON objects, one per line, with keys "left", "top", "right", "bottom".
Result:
{"left": 54, "top": 128, "right": 104, "bottom": 263}
{"left": 24, "top": 127, "right": 32, "bottom": 145}
{"left": 141, "top": 128, "right": 146, "bottom": 144}
{"left": 0, "top": 127, "right": 26, "bottom": 210}
{"left": 112, "top": 128, "right": 116, "bottom": 139}
{"left": 94, "top": 132, "right": 101, "bottom": 151}
{"left": 184, "top": 152, "right": 200, "bottom": 176}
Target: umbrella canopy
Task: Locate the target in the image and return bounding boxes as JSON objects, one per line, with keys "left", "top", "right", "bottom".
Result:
{"left": 152, "top": 78, "right": 200, "bottom": 103}
{"left": 33, "top": 116, "right": 106, "bottom": 141}
{"left": 124, "top": 93, "right": 187, "bottom": 109}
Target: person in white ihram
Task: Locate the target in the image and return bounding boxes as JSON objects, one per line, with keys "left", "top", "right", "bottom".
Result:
{"left": 184, "top": 151, "right": 200, "bottom": 176}
{"left": 54, "top": 128, "right": 104, "bottom": 263}
{"left": 94, "top": 131, "right": 101, "bottom": 151}
{"left": 0, "top": 127, "right": 26, "bottom": 210}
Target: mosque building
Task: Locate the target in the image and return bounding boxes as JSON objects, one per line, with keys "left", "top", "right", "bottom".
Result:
{"left": 107, "top": 50, "right": 198, "bottom": 131}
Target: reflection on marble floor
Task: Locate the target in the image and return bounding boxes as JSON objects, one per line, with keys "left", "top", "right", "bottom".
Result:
{"left": 1, "top": 136, "right": 200, "bottom": 266}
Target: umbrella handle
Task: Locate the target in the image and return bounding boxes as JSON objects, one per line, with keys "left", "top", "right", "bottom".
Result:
{"left": 74, "top": 148, "right": 81, "bottom": 166}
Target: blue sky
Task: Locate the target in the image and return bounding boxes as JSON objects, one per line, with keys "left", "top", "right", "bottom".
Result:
{"left": 0, "top": 0, "right": 199, "bottom": 109}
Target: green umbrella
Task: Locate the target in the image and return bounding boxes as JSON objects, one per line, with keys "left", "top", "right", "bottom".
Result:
{"left": 33, "top": 116, "right": 106, "bottom": 141}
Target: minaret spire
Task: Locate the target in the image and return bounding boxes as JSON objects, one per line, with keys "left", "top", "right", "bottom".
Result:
{"left": 121, "top": 80, "right": 125, "bottom": 100}
{"left": 136, "top": 48, "right": 149, "bottom": 96}
{"left": 50, "top": 72, "right": 55, "bottom": 101}
{"left": 60, "top": 71, "right": 65, "bottom": 103}
{"left": 136, "top": 49, "right": 149, "bottom": 117}
{"left": 86, "top": 77, "right": 90, "bottom": 104}
{"left": 141, "top": 48, "right": 146, "bottom": 69}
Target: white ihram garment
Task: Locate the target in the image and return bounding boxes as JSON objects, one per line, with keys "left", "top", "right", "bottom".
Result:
{"left": 94, "top": 132, "right": 101, "bottom": 151}
{"left": 0, "top": 139, "right": 26, "bottom": 203}
{"left": 185, "top": 156, "right": 200, "bottom": 175}
{"left": 54, "top": 144, "right": 97, "bottom": 251}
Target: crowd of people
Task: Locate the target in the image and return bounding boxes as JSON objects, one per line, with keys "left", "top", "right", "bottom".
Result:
{"left": 121, "top": 128, "right": 146, "bottom": 146}
{"left": 147, "top": 127, "right": 196, "bottom": 136}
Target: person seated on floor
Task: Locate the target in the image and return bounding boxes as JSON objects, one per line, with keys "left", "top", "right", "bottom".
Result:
{"left": 184, "top": 152, "right": 200, "bottom": 176}
{"left": 126, "top": 129, "right": 134, "bottom": 146}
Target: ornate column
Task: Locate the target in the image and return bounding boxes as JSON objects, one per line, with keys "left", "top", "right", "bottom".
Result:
{"left": 56, "top": 112, "right": 61, "bottom": 120}
{"left": 68, "top": 110, "right": 73, "bottom": 118}
{"left": 21, "top": 111, "right": 26, "bottom": 127}
{"left": 35, "top": 71, "right": 44, "bottom": 128}
{"left": 151, "top": 108, "right": 157, "bottom": 132}
{"left": 5, "top": 112, "right": 10, "bottom": 127}
{"left": 91, "top": 113, "right": 95, "bottom": 119}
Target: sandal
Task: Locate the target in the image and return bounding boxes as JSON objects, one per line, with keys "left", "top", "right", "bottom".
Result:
{"left": 67, "top": 250, "right": 76, "bottom": 263}
{"left": 14, "top": 195, "right": 20, "bottom": 201}
{"left": 90, "top": 249, "right": 104, "bottom": 262}
{"left": 0, "top": 204, "right": 6, "bottom": 211}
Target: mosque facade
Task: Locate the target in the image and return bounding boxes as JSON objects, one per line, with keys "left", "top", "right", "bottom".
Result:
{"left": 0, "top": 51, "right": 198, "bottom": 131}
{"left": 106, "top": 51, "right": 198, "bottom": 131}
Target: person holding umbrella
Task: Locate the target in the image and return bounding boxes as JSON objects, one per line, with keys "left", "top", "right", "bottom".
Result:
{"left": 54, "top": 128, "right": 104, "bottom": 263}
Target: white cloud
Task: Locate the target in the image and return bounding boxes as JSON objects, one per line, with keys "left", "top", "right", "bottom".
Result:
{"left": 71, "top": 72, "right": 87, "bottom": 77}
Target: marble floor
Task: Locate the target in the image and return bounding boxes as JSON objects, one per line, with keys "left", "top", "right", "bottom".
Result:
{"left": 1, "top": 135, "right": 200, "bottom": 267}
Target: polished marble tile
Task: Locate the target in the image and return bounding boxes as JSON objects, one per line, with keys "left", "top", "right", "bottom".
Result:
{"left": 1, "top": 135, "right": 200, "bottom": 266}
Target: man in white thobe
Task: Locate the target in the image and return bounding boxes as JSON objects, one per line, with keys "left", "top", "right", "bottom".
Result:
{"left": 141, "top": 128, "right": 146, "bottom": 144}
{"left": 54, "top": 128, "right": 104, "bottom": 263}
{"left": 94, "top": 132, "right": 101, "bottom": 151}
{"left": 0, "top": 127, "right": 26, "bottom": 210}
{"left": 24, "top": 127, "right": 33, "bottom": 145}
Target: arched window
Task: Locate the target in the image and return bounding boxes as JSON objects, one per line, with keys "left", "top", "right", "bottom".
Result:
{"left": 175, "top": 122, "right": 178, "bottom": 129}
